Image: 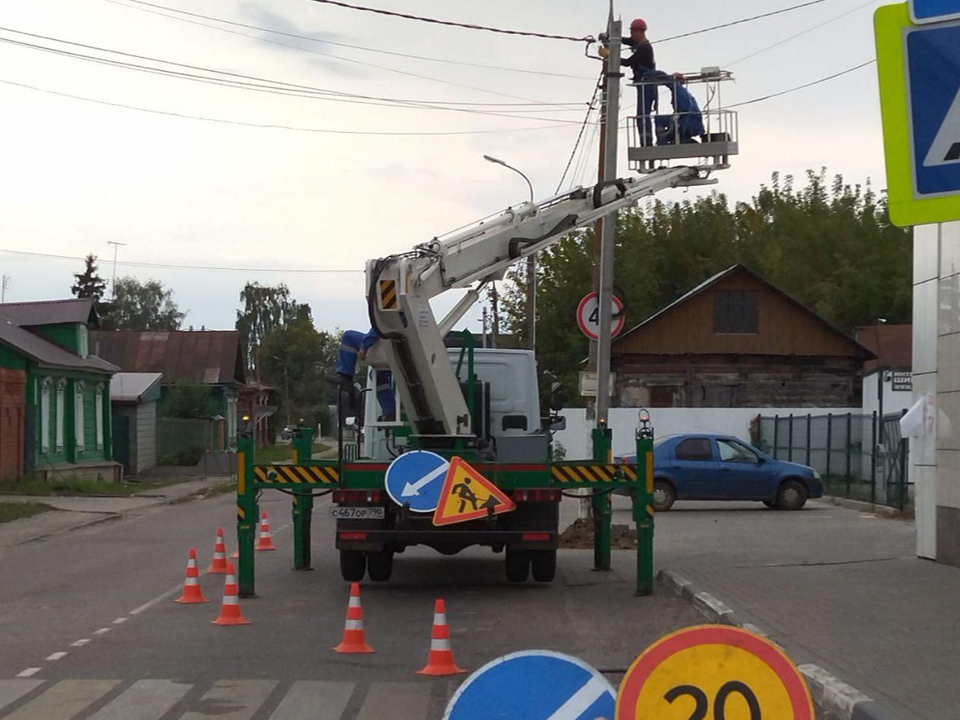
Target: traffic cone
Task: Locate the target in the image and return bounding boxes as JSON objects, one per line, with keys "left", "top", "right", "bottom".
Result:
{"left": 416, "top": 599, "right": 466, "bottom": 676}
{"left": 256, "top": 511, "right": 277, "bottom": 552}
{"left": 174, "top": 548, "right": 210, "bottom": 604}
{"left": 333, "top": 583, "right": 375, "bottom": 654}
{"left": 208, "top": 527, "right": 229, "bottom": 574}
{"left": 211, "top": 563, "right": 250, "bottom": 626}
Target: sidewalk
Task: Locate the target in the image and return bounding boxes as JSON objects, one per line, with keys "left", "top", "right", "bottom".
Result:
{"left": 0, "top": 475, "right": 233, "bottom": 549}
{"left": 571, "top": 497, "right": 957, "bottom": 720}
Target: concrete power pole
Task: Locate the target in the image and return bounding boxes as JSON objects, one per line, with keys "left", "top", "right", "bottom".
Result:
{"left": 595, "top": 10, "right": 622, "bottom": 429}
{"left": 107, "top": 241, "right": 128, "bottom": 299}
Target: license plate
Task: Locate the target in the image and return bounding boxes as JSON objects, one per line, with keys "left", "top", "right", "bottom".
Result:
{"left": 330, "top": 506, "right": 385, "bottom": 520}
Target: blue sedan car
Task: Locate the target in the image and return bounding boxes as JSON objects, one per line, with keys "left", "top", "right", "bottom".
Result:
{"left": 623, "top": 434, "right": 824, "bottom": 512}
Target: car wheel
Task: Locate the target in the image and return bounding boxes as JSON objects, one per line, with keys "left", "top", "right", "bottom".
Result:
{"left": 653, "top": 480, "right": 676, "bottom": 512}
{"left": 339, "top": 550, "right": 366, "bottom": 581}
{"left": 762, "top": 500, "right": 777, "bottom": 509}
{"left": 505, "top": 547, "right": 530, "bottom": 583}
{"left": 366, "top": 549, "right": 394, "bottom": 582}
{"left": 530, "top": 550, "right": 557, "bottom": 583}
{"left": 776, "top": 480, "right": 808, "bottom": 511}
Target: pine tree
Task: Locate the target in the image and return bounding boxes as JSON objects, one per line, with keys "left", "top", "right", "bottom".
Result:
{"left": 71, "top": 254, "right": 108, "bottom": 301}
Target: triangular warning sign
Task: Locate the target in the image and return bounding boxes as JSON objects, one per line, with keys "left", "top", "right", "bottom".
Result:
{"left": 432, "top": 457, "right": 516, "bottom": 527}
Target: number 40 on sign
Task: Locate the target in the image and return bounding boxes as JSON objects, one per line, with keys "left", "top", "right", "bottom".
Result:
{"left": 577, "top": 292, "right": 626, "bottom": 341}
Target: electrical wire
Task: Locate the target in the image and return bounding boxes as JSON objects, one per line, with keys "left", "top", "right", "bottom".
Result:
{"left": 106, "top": 0, "right": 595, "bottom": 80}
{"left": 727, "top": 59, "right": 875, "bottom": 108}
{"left": 658, "top": 0, "right": 834, "bottom": 43}
{"left": 555, "top": 70, "right": 603, "bottom": 194}
{"left": 308, "top": 0, "right": 595, "bottom": 43}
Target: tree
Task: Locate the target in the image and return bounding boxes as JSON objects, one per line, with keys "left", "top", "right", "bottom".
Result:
{"left": 71, "top": 254, "right": 108, "bottom": 301}
{"left": 235, "top": 282, "right": 304, "bottom": 372}
{"left": 100, "top": 277, "right": 185, "bottom": 331}
{"left": 500, "top": 171, "right": 912, "bottom": 405}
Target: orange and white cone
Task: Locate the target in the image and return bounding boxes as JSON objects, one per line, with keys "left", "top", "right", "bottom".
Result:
{"left": 211, "top": 563, "right": 250, "bottom": 626}
{"left": 416, "top": 599, "right": 466, "bottom": 676}
{"left": 174, "top": 548, "right": 210, "bottom": 604}
{"left": 255, "top": 511, "right": 277, "bottom": 552}
{"left": 333, "top": 583, "right": 374, "bottom": 654}
{"left": 208, "top": 527, "right": 229, "bottom": 574}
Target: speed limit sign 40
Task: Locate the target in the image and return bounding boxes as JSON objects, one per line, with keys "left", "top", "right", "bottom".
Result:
{"left": 577, "top": 292, "right": 626, "bottom": 340}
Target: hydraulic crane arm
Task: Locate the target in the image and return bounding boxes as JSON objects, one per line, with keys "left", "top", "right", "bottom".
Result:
{"left": 366, "top": 165, "right": 705, "bottom": 438}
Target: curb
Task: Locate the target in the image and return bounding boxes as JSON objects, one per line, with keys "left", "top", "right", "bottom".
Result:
{"left": 16, "top": 512, "right": 121, "bottom": 546}
{"left": 820, "top": 496, "right": 912, "bottom": 519}
{"left": 657, "top": 570, "right": 904, "bottom": 720}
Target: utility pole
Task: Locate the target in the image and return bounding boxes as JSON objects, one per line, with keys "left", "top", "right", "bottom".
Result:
{"left": 1, "top": 275, "right": 9, "bottom": 303}
{"left": 107, "top": 241, "right": 128, "bottom": 299}
{"left": 526, "top": 255, "right": 537, "bottom": 349}
{"left": 595, "top": 9, "right": 622, "bottom": 429}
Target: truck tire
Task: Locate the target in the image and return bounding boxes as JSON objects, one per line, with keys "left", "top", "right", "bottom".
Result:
{"left": 505, "top": 547, "right": 530, "bottom": 583}
{"left": 367, "top": 549, "right": 394, "bottom": 582}
{"left": 340, "top": 550, "right": 366, "bottom": 582}
{"left": 531, "top": 550, "right": 557, "bottom": 583}
{"left": 776, "top": 480, "right": 808, "bottom": 511}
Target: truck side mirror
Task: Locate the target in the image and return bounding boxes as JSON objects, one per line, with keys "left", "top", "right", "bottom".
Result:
{"left": 551, "top": 416, "right": 567, "bottom": 431}
{"left": 550, "top": 381, "right": 565, "bottom": 412}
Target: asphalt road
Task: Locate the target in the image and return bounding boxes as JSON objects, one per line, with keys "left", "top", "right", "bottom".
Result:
{"left": 0, "top": 491, "right": 700, "bottom": 720}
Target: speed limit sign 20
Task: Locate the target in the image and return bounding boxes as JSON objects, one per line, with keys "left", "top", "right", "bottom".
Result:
{"left": 577, "top": 292, "right": 626, "bottom": 340}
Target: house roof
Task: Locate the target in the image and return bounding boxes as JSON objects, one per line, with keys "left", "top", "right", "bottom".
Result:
{"left": 856, "top": 324, "right": 912, "bottom": 371}
{"left": 613, "top": 264, "right": 876, "bottom": 358}
{"left": 0, "top": 314, "right": 118, "bottom": 373}
{"left": 111, "top": 372, "right": 163, "bottom": 402}
{"left": 90, "top": 330, "right": 246, "bottom": 386}
{"left": 0, "top": 298, "right": 97, "bottom": 327}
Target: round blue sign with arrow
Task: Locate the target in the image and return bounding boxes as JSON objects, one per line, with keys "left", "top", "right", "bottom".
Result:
{"left": 444, "top": 650, "right": 617, "bottom": 720}
{"left": 385, "top": 450, "right": 450, "bottom": 513}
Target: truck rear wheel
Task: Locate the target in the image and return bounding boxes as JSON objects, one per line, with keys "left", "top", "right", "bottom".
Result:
{"left": 367, "top": 549, "right": 394, "bottom": 582}
{"left": 339, "top": 550, "right": 366, "bottom": 582}
{"left": 531, "top": 550, "right": 557, "bottom": 583}
{"left": 505, "top": 547, "right": 530, "bottom": 583}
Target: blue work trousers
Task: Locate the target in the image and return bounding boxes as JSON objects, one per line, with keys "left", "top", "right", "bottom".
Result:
{"left": 637, "top": 83, "right": 657, "bottom": 146}
{"left": 337, "top": 330, "right": 396, "bottom": 417}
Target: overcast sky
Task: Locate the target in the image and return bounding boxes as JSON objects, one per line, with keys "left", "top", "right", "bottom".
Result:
{"left": 0, "top": 0, "right": 888, "bottom": 333}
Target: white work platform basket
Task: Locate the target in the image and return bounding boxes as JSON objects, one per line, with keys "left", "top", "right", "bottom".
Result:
{"left": 626, "top": 68, "right": 738, "bottom": 174}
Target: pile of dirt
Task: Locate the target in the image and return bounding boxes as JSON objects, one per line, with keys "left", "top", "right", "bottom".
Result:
{"left": 559, "top": 519, "right": 638, "bottom": 550}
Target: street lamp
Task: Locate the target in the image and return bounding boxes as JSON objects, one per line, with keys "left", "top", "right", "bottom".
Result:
{"left": 484, "top": 155, "right": 537, "bottom": 348}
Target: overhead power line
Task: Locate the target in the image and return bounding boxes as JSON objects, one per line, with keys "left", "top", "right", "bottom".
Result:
{"left": 555, "top": 70, "right": 603, "bottom": 194}
{"left": 727, "top": 59, "right": 875, "bottom": 108}
{"left": 308, "top": 0, "right": 595, "bottom": 43}
{"left": 107, "top": 0, "right": 594, "bottom": 80}
{"left": 659, "top": 0, "right": 833, "bottom": 43}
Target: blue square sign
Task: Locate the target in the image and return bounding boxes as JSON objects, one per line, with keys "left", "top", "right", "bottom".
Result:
{"left": 911, "top": 0, "right": 960, "bottom": 23}
{"left": 906, "top": 20, "right": 960, "bottom": 197}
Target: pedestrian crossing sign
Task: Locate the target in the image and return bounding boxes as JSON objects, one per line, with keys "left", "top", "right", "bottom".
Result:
{"left": 433, "top": 457, "right": 516, "bottom": 526}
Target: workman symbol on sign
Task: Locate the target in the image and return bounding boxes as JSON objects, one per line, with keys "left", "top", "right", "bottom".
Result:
{"left": 453, "top": 479, "right": 479, "bottom": 513}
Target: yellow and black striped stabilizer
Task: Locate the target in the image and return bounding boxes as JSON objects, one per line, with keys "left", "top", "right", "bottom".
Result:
{"left": 551, "top": 463, "right": 639, "bottom": 484}
{"left": 254, "top": 465, "right": 340, "bottom": 485}
{"left": 379, "top": 279, "right": 399, "bottom": 310}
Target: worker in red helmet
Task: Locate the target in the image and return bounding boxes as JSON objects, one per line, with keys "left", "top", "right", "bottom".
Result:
{"left": 624, "top": 18, "right": 658, "bottom": 146}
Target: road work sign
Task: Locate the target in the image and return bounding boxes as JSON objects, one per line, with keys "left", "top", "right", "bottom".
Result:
{"left": 876, "top": 3, "right": 960, "bottom": 225}
{"left": 616, "top": 625, "right": 814, "bottom": 720}
{"left": 911, "top": 0, "right": 960, "bottom": 23}
{"left": 444, "top": 650, "right": 617, "bottom": 720}
{"left": 577, "top": 292, "right": 626, "bottom": 340}
{"left": 385, "top": 450, "right": 448, "bottom": 513}
{"left": 433, "top": 457, "right": 516, "bottom": 526}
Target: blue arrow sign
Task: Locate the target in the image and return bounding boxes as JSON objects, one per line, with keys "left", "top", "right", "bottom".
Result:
{"left": 385, "top": 450, "right": 449, "bottom": 513}
{"left": 906, "top": 21, "right": 960, "bottom": 198}
{"left": 444, "top": 650, "right": 616, "bottom": 720}
{"left": 911, "top": 0, "right": 960, "bottom": 24}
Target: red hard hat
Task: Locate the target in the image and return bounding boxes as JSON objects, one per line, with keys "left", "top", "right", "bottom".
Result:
{"left": 630, "top": 18, "right": 648, "bottom": 31}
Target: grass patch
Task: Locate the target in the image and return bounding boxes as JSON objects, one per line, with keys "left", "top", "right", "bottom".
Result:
{"left": 254, "top": 444, "right": 331, "bottom": 464}
{"left": 3, "top": 476, "right": 188, "bottom": 497}
{"left": 0, "top": 501, "right": 54, "bottom": 524}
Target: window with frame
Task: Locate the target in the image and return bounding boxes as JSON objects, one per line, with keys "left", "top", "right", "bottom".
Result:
{"left": 675, "top": 437, "right": 714, "bottom": 461}
{"left": 75, "top": 382, "right": 85, "bottom": 450}
{"left": 56, "top": 380, "right": 65, "bottom": 451}
{"left": 40, "top": 378, "right": 51, "bottom": 453}
{"left": 95, "top": 384, "right": 104, "bottom": 450}
{"left": 714, "top": 290, "right": 759, "bottom": 334}
{"left": 718, "top": 439, "right": 760, "bottom": 463}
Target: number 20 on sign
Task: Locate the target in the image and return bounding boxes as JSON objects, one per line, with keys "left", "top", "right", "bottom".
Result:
{"left": 616, "top": 625, "right": 814, "bottom": 720}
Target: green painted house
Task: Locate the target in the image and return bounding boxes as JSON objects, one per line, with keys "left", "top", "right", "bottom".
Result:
{"left": 0, "top": 298, "right": 120, "bottom": 481}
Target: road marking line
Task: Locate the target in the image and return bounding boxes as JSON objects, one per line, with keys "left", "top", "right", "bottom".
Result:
{"left": 0, "top": 679, "right": 45, "bottom": 711}
{"left": 266, "top": 681, "right": 354, "bottom": 720}
{"left": 2, "top": 680, "right": 119, "bottom": 720}
{"left": 112, "top": 617, "right": 128, "bottom": 625}
{"left": 14, "top": 669, "right": 41, "bottom": 679}
{"left": 94, "top": 628, "right": 111, "bottom": 635}
{"left": 179, "top": 680, "right": 277, "bottom": 720}
{"left": 545, "top": 676, "right": 609, "bottom": 720}
{"left": 356, "top": 682, "right": 431, "bottom": 720}
{"left": 129, "top": 584, "right": 182, "bottom": 616}
{"left": 86, "top": 679, "right": 192, "bottom": 720}
{"left": 45, "top": 652, "right": 67, "bottom": 662}
{"left": 70, "top": 639, "right": 91, "bottom": 647}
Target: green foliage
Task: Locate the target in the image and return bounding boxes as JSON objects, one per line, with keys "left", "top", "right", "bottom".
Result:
{"left": 162, "top": 385, "right": 217, "bottom": 419}
{"left": 71, "top": 254, "right": 108, "bottom": 302}
{"left": 499, "top": 171, "right": 912, "bottom": 405}
{"left": 0, "top": 501, "right": 53, "bottom": 523}
{"left": 100, "top": 277, "right": 185, "bottom": 331}
{"left": 236, "top": 282, "right": 306, "bottom": 371}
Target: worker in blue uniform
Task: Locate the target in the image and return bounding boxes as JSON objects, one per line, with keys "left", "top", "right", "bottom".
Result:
{"left": 332, "top": 329, "right": 396, "bottom": 419}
